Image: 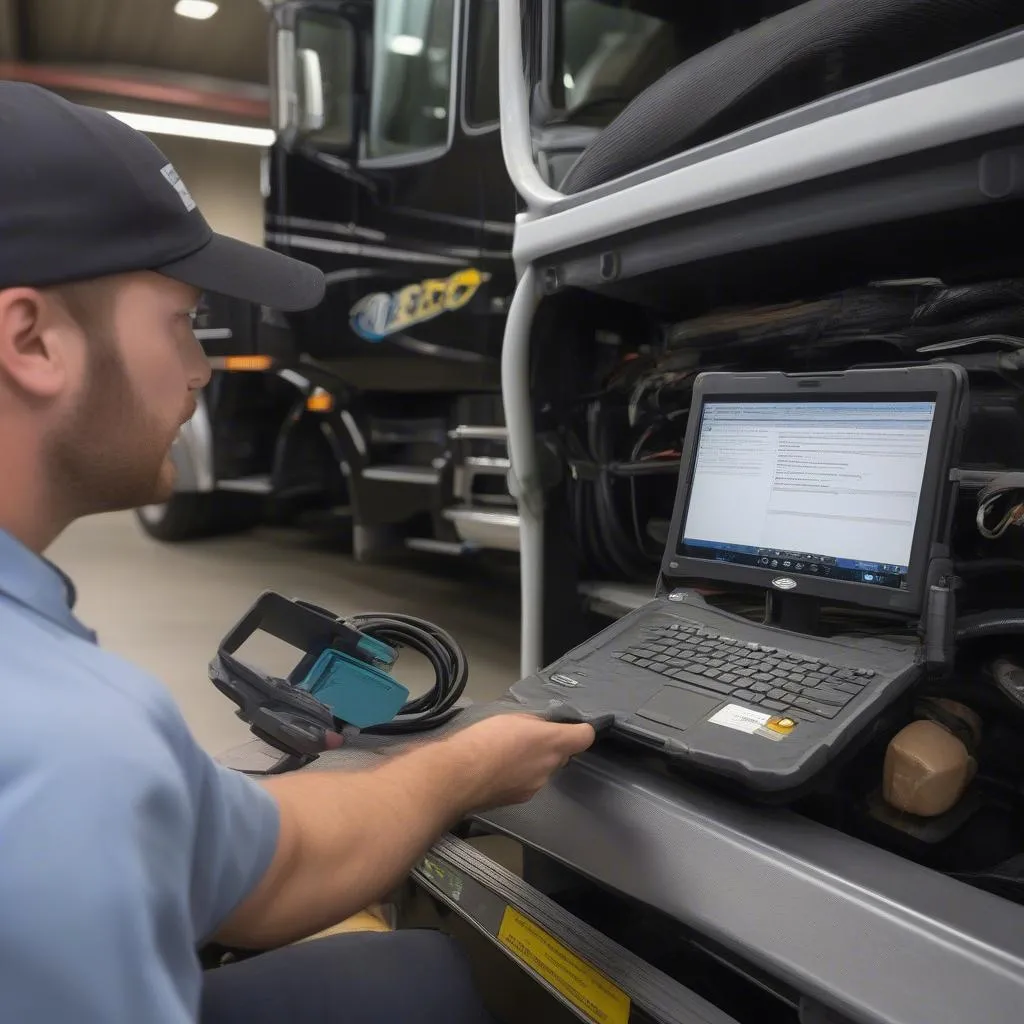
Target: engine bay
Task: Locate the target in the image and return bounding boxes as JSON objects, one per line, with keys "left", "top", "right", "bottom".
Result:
{"left": 540, "top": 275, "right": 1024, "bottom": 908}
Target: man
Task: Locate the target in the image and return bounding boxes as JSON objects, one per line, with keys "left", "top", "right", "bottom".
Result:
{"left": 0, "top": 82, "right": 595, "bottom": 1023}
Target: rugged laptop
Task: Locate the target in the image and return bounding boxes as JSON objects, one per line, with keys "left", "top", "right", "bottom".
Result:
{"left": 511, "top": 365, "right": 968, "bottom": 792}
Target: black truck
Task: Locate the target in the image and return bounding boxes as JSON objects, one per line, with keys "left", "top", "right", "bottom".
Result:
{"left": 140, "top": 0, "right": 555, "bottom": 560}
{"left": 138, "top": 0, "right": 733, "bottom": 631}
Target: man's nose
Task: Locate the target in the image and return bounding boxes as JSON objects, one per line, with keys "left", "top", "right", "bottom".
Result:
{"left": 191, "top": 356, "right": 213, "bottom": 390}
{"left": 187, "top": 334, "right": 213, "bottom": 389}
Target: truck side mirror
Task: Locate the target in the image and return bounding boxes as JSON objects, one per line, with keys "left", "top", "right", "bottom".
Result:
{"left": 273, "top": 8, "right": 360, "bottom": 154}
{"left": 296, "top": 47, "right": 326, "bottom": 133}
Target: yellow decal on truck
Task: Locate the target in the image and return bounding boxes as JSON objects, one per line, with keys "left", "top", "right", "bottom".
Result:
{"left": 350, "top": 268, "right": 491, "bottom": 341}
{"left": 497, "top": 907, "right": 631, "bottom": 1024}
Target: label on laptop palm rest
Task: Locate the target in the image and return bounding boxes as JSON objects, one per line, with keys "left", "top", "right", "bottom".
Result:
{"left": 708, "top": 704, "right": 770, "bottom": 734}
{"left": 709, "top": 703, "right": 798, "bottom": 742}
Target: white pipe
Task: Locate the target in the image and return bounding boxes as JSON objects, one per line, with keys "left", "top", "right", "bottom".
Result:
{"left": 501, "top": 265, "right": 545, "bottom": 676}
{"left": 497, "top": 0, "right": 563, "bottom": 213}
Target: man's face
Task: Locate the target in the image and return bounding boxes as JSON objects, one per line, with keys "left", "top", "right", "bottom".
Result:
{"left": 49, "top": 272, "right": 211, "bottom": 515}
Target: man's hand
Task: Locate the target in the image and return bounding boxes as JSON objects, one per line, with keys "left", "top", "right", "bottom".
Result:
{"left": 217, "top": 713, "right": 595, "bottom": 949}
{"left": 446, "top": 714, "right": 596, "bottom": 810}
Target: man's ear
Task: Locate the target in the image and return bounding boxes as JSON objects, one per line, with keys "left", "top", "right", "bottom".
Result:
{"left": 0, "top": 288, "right": 72, "bottom": 400}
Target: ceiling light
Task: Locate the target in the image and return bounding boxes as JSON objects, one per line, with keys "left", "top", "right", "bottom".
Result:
{"left": 107, "top": 110, "right": 275, "bottom": 147}
{"left": 388, "top": 35, "right": 424, "bottom": 56}
{"left": 174, "top": 1, "right": 219, "bottom": 20}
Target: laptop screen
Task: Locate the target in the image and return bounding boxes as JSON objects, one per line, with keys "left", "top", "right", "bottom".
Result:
{"left": 678, "top": 398, "right": 937, "bottom": 592}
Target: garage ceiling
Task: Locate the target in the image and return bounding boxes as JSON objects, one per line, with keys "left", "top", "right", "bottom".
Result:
{"left": 0, "top": 0, "right": 274, "bottom": 121}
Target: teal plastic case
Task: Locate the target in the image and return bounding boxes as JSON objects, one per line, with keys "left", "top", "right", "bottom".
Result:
{"left": 298, "top": 643, "right": 409, "bottom": 728}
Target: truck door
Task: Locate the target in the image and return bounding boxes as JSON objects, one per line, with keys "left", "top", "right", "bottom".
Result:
{"left": 274, "top": 0, "right": 504, "bottom": 394}
{"left": 267, "top": 0, "right": 367, "bottom": 315}
{"left": 353, "top": 0, "right": 495, "bottom": 392}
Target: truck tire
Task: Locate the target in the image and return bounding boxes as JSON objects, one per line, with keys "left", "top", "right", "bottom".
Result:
{"left": 134, "top": 492, "right": 262, "bottom": 542}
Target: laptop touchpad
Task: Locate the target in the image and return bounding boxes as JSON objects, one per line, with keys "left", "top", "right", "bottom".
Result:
{"left": 636, "top": 686, "right": 720, "bottom": 732}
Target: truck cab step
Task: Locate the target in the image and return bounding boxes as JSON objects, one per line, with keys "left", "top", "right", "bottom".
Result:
{"left": 449, "top": 425, "right": 509, "bottom": 442}
{"left": 217, "top": 475, "right": 273, "bottom": 495}
{"left": 405, "top": 537, "right": 475, "bottom": 556}
{"left": 443, "top": 508, "right": 520, "bottom": 551}
{"left": 361, "top": 465, "right": 440, "bottom": 485}
{"left": 413, "top": 834, "right": 739, "bottom": 1024}
{"left": 464, "top": 455, "right": 510, "bottom": 473}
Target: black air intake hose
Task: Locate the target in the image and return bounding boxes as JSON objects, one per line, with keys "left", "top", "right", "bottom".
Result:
{"left": 913, "top": 280, "right": 1024, "bottom": 325}
{"left": 562, "top": 0, "right": 1022, "bottom": 194}
{"left": 955, "top": 610, "right": 1024, "bottom": 643}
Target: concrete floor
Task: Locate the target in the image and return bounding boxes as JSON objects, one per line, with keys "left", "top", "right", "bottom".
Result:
{"left": 49, "top": 512, "right": 521, "bottom": 754}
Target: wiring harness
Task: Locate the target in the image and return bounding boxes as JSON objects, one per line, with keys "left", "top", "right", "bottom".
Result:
{"left": 561, "top": 278, "right": 1024, "bottom": 583}
{"left": 976, "top": 474, "right": 1024, "bottom": 541}
{"left": 342, "top": 611, "right": 469, "bottom": 735}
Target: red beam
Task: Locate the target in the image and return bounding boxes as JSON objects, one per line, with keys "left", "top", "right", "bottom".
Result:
{"left": 0, "top": 62, "right": 269, "bottom": 121}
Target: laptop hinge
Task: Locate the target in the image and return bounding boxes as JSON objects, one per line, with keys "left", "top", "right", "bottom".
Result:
{"left": 764, "top": 591, "right": 822, "bottom": 635}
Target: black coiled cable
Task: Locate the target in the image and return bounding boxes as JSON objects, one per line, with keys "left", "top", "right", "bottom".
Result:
{"left": 343, "top": 612, "right": 469, "bottom": 734}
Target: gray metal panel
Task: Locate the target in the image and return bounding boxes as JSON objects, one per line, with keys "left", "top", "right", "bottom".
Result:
{"left": 475, "top": 750, "right": 1024, "bottom": 1024}
{"left": 512, "top": 52, "right": 1024, "bottom": 267}
{"left": 554, "top": 137, "right": 1024, "bottom": 294}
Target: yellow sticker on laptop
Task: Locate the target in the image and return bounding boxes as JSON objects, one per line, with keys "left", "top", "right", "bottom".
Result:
{"left": 498, "top": 907, "right": 630, "bottom": 1024}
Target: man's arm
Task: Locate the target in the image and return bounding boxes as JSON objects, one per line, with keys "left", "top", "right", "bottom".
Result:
{"left": 215, "top": 715, "right": 594, "bottom": 949}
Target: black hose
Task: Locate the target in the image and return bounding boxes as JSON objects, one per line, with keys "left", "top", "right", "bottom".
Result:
{"left": 604, "top": 407, "right": 660, "bottom": 577}
{"left": 343, "top": 612, "right": 468, "bottom": 734}
{"left": 955, "top": 611, "right": 1024, "bottom": 644}
{"left": 588, "top": 402, "right": 647, "bottom": 579}
{"left": 609, "top": 460, "right": 682, "bottom": 477}
{"left": 565, "top": 425, "right": 619, "bottom": 577}
{"left": 912, "top": 281, "right": 1024, "bottom": 324}
{"left": 579, "top": 478, "right": 617, "bottom": 578}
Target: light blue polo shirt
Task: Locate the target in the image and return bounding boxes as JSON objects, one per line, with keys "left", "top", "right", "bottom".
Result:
{"left": 0, "top": 529, "right": 281, "bottom": 1022}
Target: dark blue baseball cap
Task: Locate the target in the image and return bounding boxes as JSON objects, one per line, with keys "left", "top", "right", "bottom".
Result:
{"left": 0, "top": 82, "right": 325, "bottom": 312}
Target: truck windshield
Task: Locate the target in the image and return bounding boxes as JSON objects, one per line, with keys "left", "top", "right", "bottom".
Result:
{"left": 557, "top": 0, "right": 675, "bottom": 121}
{"left": 368, "top": 0, "right": 456, "bottom": 159}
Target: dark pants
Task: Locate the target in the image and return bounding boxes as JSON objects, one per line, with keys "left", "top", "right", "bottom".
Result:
{"left": 201, "top": 929, "right": 495, "bottom": 1024}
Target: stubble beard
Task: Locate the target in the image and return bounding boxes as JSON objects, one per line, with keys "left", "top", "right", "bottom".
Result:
{"left": 48, "top": 330, "right": 180, "bottom": 518}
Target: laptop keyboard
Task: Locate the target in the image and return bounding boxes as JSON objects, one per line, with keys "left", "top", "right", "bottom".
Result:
{"left": 612, "top": 621, "right": 875, "bottom": 720}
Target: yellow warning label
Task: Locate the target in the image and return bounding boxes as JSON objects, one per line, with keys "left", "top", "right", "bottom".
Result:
{"left": 497, "top": 907, "right": 631, "bottom": 1024}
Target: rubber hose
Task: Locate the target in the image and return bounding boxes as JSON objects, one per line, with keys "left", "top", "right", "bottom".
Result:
{"left": 955, "top": 611, "right": 1024, "bottom": 643}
